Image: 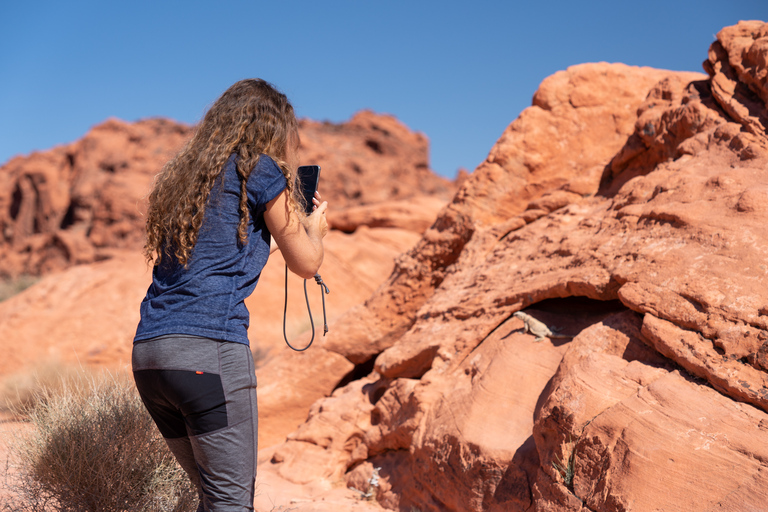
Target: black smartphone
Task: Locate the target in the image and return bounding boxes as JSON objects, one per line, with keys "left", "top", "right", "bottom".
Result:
{"left": 296, "top": 165, "right": 321, "bottom": 214}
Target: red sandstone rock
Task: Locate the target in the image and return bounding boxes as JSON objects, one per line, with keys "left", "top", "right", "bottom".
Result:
{"left": 298, "top": 111, "right": 455, "bottom": 210}
{"left": 262, "top": 21, "right": 768, "bottom": 512}
{"left": 327, "top": 196, "right": 447, "bottom": 234}
{"left": 260, "top": 61, "right": 698, "bottom": 507}
{"left": 704, "top": 20, "right": 768, "bottom": 138}
{"left": 535, "top": 313, "right": 768, "bottom": 510}
{"left": 0, "top": 118, "right": 192, "bottom": 277}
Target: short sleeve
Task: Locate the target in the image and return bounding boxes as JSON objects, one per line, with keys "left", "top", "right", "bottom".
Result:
{"left": 246, "top": 155, "right": 288, "bottom": 210}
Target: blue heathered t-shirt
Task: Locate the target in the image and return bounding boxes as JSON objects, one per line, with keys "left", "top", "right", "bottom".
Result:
{"left": 134, "top": 154, "right": 287, "bottom": 345}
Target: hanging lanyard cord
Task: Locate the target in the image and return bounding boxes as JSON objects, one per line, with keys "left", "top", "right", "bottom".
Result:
{"left": 282, "top": 264, "right": 330, "bottom": 351}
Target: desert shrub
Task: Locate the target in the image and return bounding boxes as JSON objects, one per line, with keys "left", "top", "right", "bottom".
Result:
{"left": 3, "top": 371, "right": 196, "bottom": 512}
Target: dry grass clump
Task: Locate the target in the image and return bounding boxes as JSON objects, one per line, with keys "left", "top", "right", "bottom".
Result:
{"left": 0, "top": 362, "right": 91, "bottom": 419}
{"left": 1, "top": 370, "right": 196, "bottom": 512}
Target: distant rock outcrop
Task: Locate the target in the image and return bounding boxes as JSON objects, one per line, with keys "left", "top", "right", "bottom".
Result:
{"left": 261, "top": 20, "right": 768, "bottom": 512}
{"left": 300, "top": 111, "right": 454, "bottom": 209}
{"left": 0, "top": 111, "right": 454, "bottom": 279}
{"left": 0, "top": 118, "right": 193, "bottom": 277}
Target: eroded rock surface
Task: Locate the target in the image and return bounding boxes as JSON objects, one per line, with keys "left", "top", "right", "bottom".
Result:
{"left": 265, "top": 21, "right": 768, "bottom": 511}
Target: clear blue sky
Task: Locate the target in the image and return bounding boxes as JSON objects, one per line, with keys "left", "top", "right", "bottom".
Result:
{"left": 0, "top": 1, "right": 765, "bottom": 178}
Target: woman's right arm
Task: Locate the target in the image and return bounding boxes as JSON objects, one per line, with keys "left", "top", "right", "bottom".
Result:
{"left": 264, "top": 189, "right": 328, "bottom": 279}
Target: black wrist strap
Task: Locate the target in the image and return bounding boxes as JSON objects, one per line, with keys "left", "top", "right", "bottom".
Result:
{"left": 282, "top": 264, "right": 330, "bottom": 351}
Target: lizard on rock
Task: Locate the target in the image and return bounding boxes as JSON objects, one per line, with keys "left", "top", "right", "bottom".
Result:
{"left": 513, "top": 311, "right": 573, "bottom": 342}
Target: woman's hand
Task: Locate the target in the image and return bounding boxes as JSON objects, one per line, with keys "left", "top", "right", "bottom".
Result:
{"left": 302, "top": 191, "right": 328, "bottom": 240}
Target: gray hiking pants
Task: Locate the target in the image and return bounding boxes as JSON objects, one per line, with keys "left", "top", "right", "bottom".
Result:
{"left": 132, "top": 335, "right": 258, "bottom": 511}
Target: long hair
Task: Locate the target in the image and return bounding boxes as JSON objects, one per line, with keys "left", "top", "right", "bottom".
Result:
{"left": 144, "top": 79, "right": 300, "bottom": 266}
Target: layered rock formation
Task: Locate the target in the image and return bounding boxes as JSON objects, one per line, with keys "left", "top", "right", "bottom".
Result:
{"left": 260, "top": 21, "right": 768, "bottom": 511}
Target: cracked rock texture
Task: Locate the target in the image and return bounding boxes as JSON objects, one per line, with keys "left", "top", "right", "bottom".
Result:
{"left": 265, "top": 21, "right": 768, "bottom": 511}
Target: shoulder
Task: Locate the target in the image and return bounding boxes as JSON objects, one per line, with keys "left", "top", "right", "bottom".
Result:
{"left": 252, "top": 154, "right": 282, "bottom": 176}
{"left": 247, "top": 154, "right": 287, "bottom": 205}
{"left": 250, "top": 154, "right": 287, "bottom": 184}
{"left": 222, "top": 153, "right": 274, "bottom": 176}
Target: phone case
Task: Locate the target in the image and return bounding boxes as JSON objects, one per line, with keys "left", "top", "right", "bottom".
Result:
{"left": 297, "top": 165, "right": 321, "bottom": 214}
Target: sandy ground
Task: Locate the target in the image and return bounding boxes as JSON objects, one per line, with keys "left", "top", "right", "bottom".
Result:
{"left": 253, "top": 445, "right": 385, "bottom": 512}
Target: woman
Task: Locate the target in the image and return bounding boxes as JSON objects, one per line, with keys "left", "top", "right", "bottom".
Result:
{"left": 132, "top": 79, "right": 327, "bottom": 511}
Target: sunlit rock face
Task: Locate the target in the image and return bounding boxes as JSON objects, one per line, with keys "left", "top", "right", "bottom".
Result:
{"left": 266, "top": 21, "right": 768, "bottom": 512}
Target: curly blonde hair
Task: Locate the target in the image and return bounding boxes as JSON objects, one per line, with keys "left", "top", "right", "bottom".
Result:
{"left": 144, "top": 79, "right": 301, "bottom": 266}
